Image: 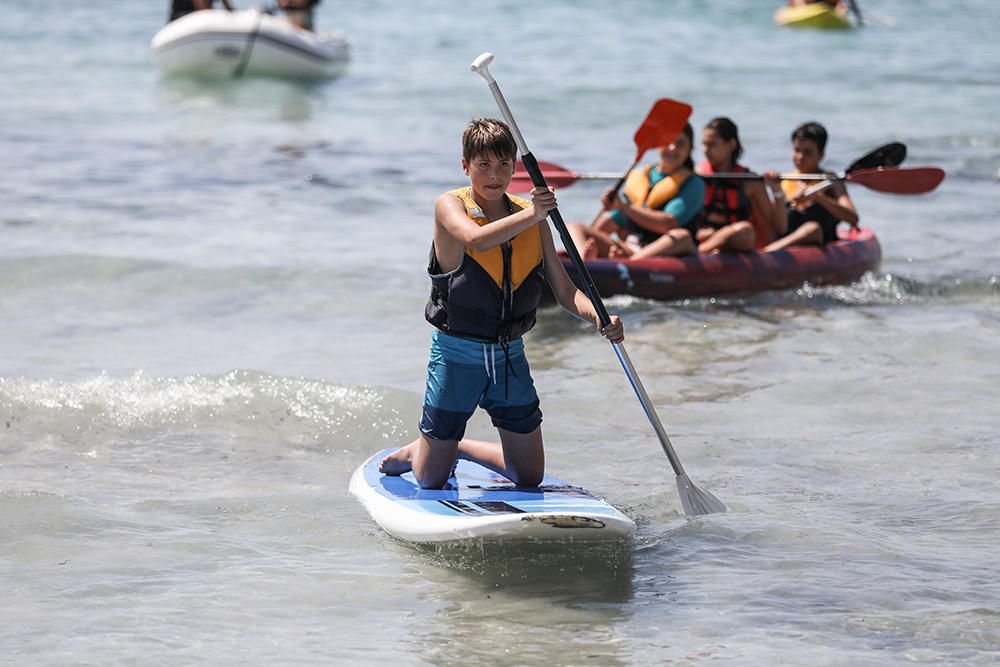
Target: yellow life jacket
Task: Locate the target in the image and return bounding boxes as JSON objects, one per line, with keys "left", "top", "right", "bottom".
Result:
{"left": 451, "top": 187, "right": 542, "bottom": 291}
{"left": 622, "top": 165, "right": 693, "bottom": 210}
{"left": 780, "top": 170, "right": 840, "bottom": 203}
{"left": 781, "top": 177, "right": 806, "bottom": 202}
{"left": 424, "top": 187, "right": 546, "bottom": 344}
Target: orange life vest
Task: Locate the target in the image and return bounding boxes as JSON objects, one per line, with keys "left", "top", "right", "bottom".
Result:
{"left": 424, "top": 187, "right": 545, "bottom": 344}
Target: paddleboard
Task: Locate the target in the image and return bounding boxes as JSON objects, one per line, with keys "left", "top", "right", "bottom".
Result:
{"left": 350, "top": 448, "right": 635, "bottom": 543}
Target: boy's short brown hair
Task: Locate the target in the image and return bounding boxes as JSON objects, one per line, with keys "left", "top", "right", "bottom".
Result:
{"left": 792, "top": 121, "right": 828, "bottom": 153}
{"left": 462, "top": 118, "right": 517, "bottom": 162}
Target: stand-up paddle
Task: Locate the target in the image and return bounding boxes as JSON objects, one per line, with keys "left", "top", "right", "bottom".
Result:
{"left": 469, "top": 52, "right": 725, "bottom": 517}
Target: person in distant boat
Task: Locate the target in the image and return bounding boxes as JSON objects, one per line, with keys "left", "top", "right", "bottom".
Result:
{"left": 694, "top": 117, "right": 786, "bottom": 252}
{"left": 277, "top": 0, "right": 321, "bottom": 31}
{"left": 566, "top": 122, "right": 705, "bottom": 260}
{"left": 168, "top": 0, "right": 233, "bottom": 23}
{"left": 378, "top": 118, "right": 624, "bottom": 490}
{"left": 764, "top": 122, "right": 858, "bottom": 252}
{"left": 788, "top": 0, "right": 844, "bottom": 8}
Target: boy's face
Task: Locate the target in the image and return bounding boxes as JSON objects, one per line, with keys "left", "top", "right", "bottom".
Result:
{"left": 463, "top": 151, "right": 515, "bottom": 200}
{"left": 792, "top": 137, "right": 823, "bottom": 173}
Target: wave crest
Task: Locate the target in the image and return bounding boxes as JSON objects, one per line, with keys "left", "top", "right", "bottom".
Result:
{"left": 0, "top": 371, "right": 411, "bottom": 446}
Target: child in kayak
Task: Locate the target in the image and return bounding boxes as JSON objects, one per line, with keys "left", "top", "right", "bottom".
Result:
{"left": 567, "top": 123, "right": 705, "bottom": 260}
{"left": 277, "top": 0, "right": 320, "bottom": 31}
{"left": 764, "top": 122, "right": 858, "bottom": 252}
{"left": 379, "top": 119, "right": 624, "bottom": 490}
{"left": 695, "top": 117, "right": 786, "bottom": 252}
{"left": 168, "top": 0, "right": 232, "bottom": 23}
{"left": 788, "top": 0, "right": 846, "bottom": 11}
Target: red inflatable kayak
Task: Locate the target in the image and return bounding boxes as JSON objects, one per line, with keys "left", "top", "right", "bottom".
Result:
{"left": 550, "top": 227, "right": 881, "bottom": 302}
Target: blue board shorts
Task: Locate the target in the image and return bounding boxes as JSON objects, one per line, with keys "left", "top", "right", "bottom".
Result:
{"left": 419, "top": 330, "right": 543, "bottom": 441}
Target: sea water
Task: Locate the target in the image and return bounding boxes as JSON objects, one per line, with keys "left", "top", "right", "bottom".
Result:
{"left": 1, "top": 0, "right": 998, "bottom": 664}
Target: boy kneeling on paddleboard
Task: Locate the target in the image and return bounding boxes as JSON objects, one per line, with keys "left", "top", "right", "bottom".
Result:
{"left": 380, "top": 119, "right": 624, "bottom": 489}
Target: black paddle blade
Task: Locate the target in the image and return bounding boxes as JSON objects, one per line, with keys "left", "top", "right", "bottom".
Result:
{"left": 847, "top": 142, "right": 906, "bottom": 174}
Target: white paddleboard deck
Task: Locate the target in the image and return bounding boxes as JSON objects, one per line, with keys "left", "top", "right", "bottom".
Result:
{"left": 350, "top": 448, "right": 635, "bottom": 543}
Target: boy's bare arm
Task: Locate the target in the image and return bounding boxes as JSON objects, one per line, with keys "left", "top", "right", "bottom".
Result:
{"left": 533, "top": 220, "right": 625, "bottom": 341}
{"left": 618, "top": 204, "right": 679, "bottom": 235}
{"left": 747, "top": 181, "right": 786, "bottom": 237}
{"left": 434, "top": 193, "right": 546, "bottom": 253}
{"left": 811, "top": 185, "right": 859, "bottom": 225}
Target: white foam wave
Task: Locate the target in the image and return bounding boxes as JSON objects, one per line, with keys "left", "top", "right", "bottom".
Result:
{"left": 0, "top": 371, "right": 411, "bottom": 444}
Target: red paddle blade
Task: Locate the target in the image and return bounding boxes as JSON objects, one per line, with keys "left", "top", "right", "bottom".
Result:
{"left": 847, "top": 166, "right": 945, "bottom": 194}
{"left": 510, "top": 159, "right": 579, "bottom": 193}
{"left": 632, "top": 98, "right": 693, "bottom": 160}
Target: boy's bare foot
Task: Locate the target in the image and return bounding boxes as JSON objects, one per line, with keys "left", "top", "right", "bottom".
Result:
{"left": 379, "top": 443, "right": 416, "bottom": 475}
{"left": 608, "top": 244, "right": 626, "bottom": 259}
{"left": 582, "top": 238, "right": 598, "bottom": 260}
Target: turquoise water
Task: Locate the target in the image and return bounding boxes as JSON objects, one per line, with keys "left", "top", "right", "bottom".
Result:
{"left": 2, "top": 1, "right": 999, "bottom": 664}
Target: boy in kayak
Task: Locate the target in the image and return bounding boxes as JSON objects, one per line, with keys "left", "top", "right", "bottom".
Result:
{"left": 695, "top": 117, "right": 786, "bottom": 252}
{"left": 567, "top": 123, "right": 705, "bottom": 260}
{"left": 379, "top": 119, "right": 624, "bottom": 489}
{"left": 764, "top": 122, "right": 858, "bottom": 251}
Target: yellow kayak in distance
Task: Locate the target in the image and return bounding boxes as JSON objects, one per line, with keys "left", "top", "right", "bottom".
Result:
{"left": 774, "top": 3, "right": 854, "bottom": 30}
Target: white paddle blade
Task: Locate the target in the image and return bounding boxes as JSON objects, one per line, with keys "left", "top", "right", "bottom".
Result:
{"left": 677, "top": 473, "right": 727, "bottom": 516}
{"left": 469, "top": 52, "right": 495, "bottom": 83}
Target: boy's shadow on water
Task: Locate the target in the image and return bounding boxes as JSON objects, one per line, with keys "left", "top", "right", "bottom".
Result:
{"left": 400, "top": 540, "right": 636, "bottom": 667}
{"left": 411, "top": 538, "right": 635, "bottom": 602}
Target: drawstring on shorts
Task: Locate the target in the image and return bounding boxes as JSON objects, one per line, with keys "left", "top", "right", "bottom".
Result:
{"left": 482, "top": 340, "right": 518, "bottom": 400}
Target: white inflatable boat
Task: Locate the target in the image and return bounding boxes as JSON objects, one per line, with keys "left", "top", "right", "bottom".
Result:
{"left": 151, "top": 9, "right": 349, "bottom": 81}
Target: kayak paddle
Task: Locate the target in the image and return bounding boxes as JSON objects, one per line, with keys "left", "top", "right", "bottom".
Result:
{"left": 846, "top": 0, "right": 864, "bottom": 27}
{"left": 510, "top": 160, "right": 619, "bottom": 192}
{"left": 793, "top": 141, "right": 907, "bottom": 197}
{"left": 509, "top": 142, "right": 908, "bottom": 193}
{"left": 846, "top": 141, "right": 906, "bottom": 173}
{"left": 470, "top": 52, "right": 725, "bottom": 517}
{"left": 585, "top": 97, "right": 693, "bottom": 225}
{"left": 801, "top": 166, "right": 945, "bottom": 197}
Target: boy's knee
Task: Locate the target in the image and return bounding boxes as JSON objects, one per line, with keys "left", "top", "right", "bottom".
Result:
{"left": 735, "top": 222, "right": 755, "bottom": 243}
{"left": 803, "top": 222, "right": 823, "bottom": 243}
{"left": 416, "top": 473, "right": 450, "bottom": 490}
{"left": 510, "top": 466, "right": 544, "bottom": 488}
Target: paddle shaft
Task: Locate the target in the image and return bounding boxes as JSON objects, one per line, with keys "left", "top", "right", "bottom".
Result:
{"left": 471, "top": 53, "right": 689, "bottom": 478}
{"left": 516, "top": 171, "right": 885, "bottom": 183}
{"left": 585, "top": 159, "right": 637, "bottom": 226}
{"left": 705, "top": 172, "right": 841, "bottom": 181}
{"left": 801, "top": 166, "right": 945, "bottom": 197}
{"left": 512, "top": 140, "right": 906, "bottom": 192}
{"left": 846, "top": 0, "right": 864, "bottom": 26}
